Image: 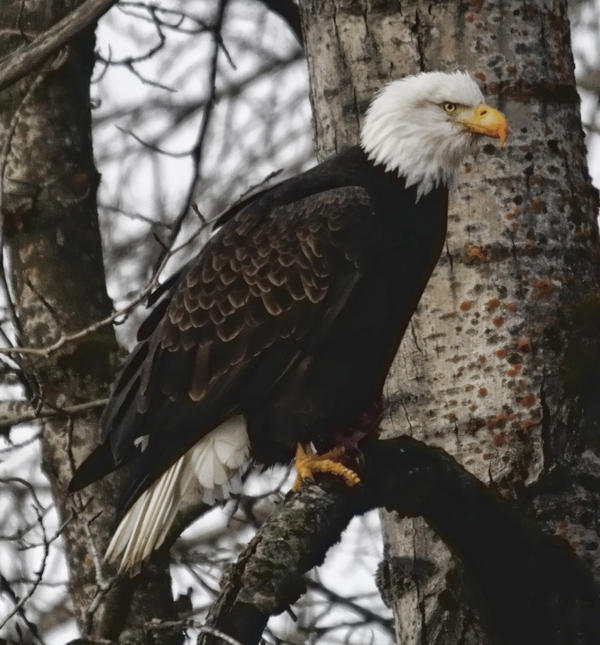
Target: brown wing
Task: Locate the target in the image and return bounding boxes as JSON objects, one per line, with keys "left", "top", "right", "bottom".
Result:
{"left": 70, "top": 185, "right": 379, "bottom": 495}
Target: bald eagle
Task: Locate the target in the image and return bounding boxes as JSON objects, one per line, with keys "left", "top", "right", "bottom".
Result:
{"left": 70, "top": 71, "right": 507, "bottom": 572}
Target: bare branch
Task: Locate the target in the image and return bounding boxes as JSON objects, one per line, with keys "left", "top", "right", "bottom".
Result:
{"left": 0, "top": 481, "right": 49, "bottom": 642}
{"left": 304, "top": 578, "right": 394, "bottom": 636}
{"left": 151, "top": 0, "right": 230, "bottom": 275}
{"left": 0, "top": 219, "right": 209, "bottom": 358}
{"left": 0, "top": 0, "right": 118, "bottom": 92}
{"left": 0, "top": 397, "right": 108, "bottom": 433}
{"left": 92, "top": 52, "right": 303, "bottom": 128}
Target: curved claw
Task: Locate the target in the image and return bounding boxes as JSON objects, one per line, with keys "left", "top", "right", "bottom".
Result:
{"left": 292, "top": 443, "right": 361, "bottom": 491}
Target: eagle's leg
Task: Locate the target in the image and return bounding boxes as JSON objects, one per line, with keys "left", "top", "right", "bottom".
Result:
{"left": 292, "top": 442, "right": 361, "bottom": 491}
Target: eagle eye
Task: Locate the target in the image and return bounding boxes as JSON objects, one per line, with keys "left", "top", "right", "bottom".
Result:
{"left": 443, "top": 102, "right": 457, "bottom": 113}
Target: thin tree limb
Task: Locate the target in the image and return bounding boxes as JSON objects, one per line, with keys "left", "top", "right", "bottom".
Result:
{"left": 0, "top": 219, "right": 208, "bottom": 359}
{"left": 0, "top": 482, "right": 48, "bottom": 642}
{"left": 304, "top": 578, "right": 394, "bottom": 636}
{"left": 151, "top": 0, "right": 229, "bottom": 275}
{"left": 0, "top": 0, "right": 118, "bottom": 92}
{"left": 0, "top": 397, "right": 107, "bottom": 433}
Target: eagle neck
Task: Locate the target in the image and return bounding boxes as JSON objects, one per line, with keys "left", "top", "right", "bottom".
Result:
{"left": 324, "top": 146, "right": 448, "bottom": 218}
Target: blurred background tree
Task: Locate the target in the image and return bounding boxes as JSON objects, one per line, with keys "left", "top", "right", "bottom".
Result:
{"left": 0, "top": 0, "right": 599, "bottom": 643}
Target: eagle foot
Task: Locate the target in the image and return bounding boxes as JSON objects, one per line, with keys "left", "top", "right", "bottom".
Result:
{"left": 292, "top": 443, "right": 360, "bottom": 491}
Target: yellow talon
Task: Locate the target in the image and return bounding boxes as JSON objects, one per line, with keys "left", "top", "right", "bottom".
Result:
{"left": 292, "top": 443, "right": 361, "bottom": 491}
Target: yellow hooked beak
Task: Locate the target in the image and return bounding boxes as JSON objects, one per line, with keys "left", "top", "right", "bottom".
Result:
{"left": 457, "top": 104, "right": 508, "bottom": 147}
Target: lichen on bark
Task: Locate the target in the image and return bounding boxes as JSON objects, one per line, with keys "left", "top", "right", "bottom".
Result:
{"left": 298, "top": 1, "right": 600, "bottom": 642}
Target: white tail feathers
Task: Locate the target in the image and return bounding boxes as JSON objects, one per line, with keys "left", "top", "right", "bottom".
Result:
{"left": 105, "top": 416, "right": 249, "bottom": 573}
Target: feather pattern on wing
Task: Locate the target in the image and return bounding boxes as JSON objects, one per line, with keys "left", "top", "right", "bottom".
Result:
{"left": 68, "top": 145, "right": 449, "bottom": 575}
{"left": 72, "top": 177, "right": 379, "bottom": 520}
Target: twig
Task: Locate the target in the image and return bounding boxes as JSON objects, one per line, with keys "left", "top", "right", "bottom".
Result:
{"left": 0, "top": 431, "right": 41, "bottom": 454}
{"left": 0, "top": 573, "right": 44, "bottom": 644}
{"left": 151, "top": 0, "right": 230, "bottom": 276}
{"left": 100, "top": 203, "right": 173, "bottom": 229}
{"left": 0, "top": 216, "right": 209, "bottom": 358}
{"left": 96, "top": 5, "right": 174, "bottom": 91}
{"left": 116, "top": 124, "right": 193, "bottom": 158}
{"left": 0, "top": 484, "right": 49, "bottom": 643}
{"left": 0, "top": 397, "right": 108, "bottom": 432}
{"left": 118, "top": 3, "right": 210, "bottom": 34}
{"left": 98, "top": 3, "right": 166, "bottom": 67}
{"left": 92, "top": 52, "right": 303, "bottom": 128}
{"left": 305, "top": 578, "right": 394, "bottom": 636}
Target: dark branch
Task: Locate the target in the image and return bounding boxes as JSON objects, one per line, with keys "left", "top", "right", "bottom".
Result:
{"left": 0, "top": 397, "right": 108, "bottom": 433}
{"left": 255, "top": 0, "right": 303, "bottom": 45}
{"left": 200, "top": 437, "right": 600, "bottom": 645}
{"left": 151, "top": 0, "right": 230, "bottom": 276}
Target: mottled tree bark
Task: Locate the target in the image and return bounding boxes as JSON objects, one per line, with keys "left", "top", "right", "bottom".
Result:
{"left": 299, "top": 0, "right": 600, "bottom": 643}
{"left": 201, "top": 438, "right": 600, "bottom": 644}
{"left": 0, "top": 2, "right": 179, "bottom": 641}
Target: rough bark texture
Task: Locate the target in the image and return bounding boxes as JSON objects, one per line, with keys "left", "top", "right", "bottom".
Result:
{"left": 201, "top": 437, "right": 600, "bottom": 644}
{"left": 298, "top": 1, "right": 600, "bottom": 643}
{"left": 0, "top": 2, "right": 179, "bottom": 641}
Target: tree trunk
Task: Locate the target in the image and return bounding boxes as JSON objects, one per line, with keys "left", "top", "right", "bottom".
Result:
{"left": 298, "top": 0, "right": 600, "bottom": 642}
{"left": 0, "top": 2, "right": 179, "bottom": 641}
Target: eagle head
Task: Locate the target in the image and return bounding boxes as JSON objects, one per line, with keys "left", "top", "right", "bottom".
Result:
{"left": 360, "top": 71, "right": 507, "bottom": 200}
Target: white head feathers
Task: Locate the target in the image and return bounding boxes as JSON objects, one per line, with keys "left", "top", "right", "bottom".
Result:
{"left": 360, "top": 71, "right": 485, "bottom": 200}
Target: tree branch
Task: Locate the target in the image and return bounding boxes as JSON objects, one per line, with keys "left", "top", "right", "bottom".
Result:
{"left": 0, "top": 0, "right": 118, "bottom": 93}
{"left": 0, "top": 218, "right": 207, "bottom": 359}
{"left": 255, "top": 0, "right": 303, "bottom": 45}
{"left": 150, "top": 0, "right": 229, "bottom": 276}
{"left": 0, "top": 397, "right": 108, "bottom": 433}
{"left": 200, "top": 437, "right": 600, "bottom": 645}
